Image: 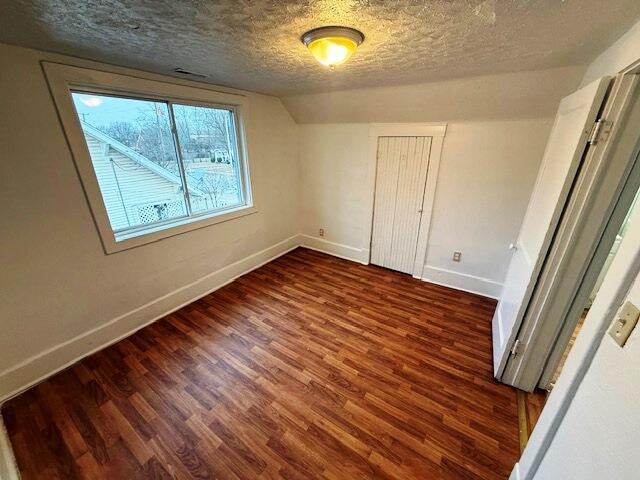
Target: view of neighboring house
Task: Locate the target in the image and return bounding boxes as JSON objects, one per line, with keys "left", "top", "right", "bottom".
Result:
{"left": 80, "top": 122, "right": 237, "bottom": 232}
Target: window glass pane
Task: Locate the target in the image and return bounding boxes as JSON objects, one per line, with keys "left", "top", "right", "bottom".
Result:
{"left": 71, "top": 92, "right": 188, "bottom": 232}
{"left": 172, "top": 104, "right": 243, "bottom": 213}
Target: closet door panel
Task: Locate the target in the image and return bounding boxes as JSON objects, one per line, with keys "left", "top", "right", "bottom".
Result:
{"left": 371, "top": 137, "right": 401, "bottom": 266}
{"left": 371, "top": 136, "right": 431, "bottom": 274}
{"left": 389, "top": 136, "right": 432, "bottom": 273}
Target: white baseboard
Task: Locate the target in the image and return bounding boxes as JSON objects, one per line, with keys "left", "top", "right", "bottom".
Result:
{"left": 421, "top": 265, "right": 503, "bottom": 299}
{"left": 0, "top": 234, "right": 502, "bottom": 405}
{"left": 0, "top": 416, "right": 19, "bottom": 480}
{"left": 298, "top": 234, "right": 368, "bottom": 264}
{"left": 0, "top": 235, "right": 300, "bottom": 404}
{"left": 297, "top": 236, "right": 501, "bottom": 299}
{"left": 0, "top": 233, "right": 508, "bottom": 478}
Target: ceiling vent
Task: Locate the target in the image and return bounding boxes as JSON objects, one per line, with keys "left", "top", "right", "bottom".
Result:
{"left": 172, "top": 68, "right": 209, "bottom": 79}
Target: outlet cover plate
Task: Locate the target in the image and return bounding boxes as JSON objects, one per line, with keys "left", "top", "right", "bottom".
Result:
{"left": 608, "top": 301, "right": 640, "bottom": 347}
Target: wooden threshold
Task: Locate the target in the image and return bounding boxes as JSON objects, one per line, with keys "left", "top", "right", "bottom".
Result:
{"left": 517, "top": 389, "right": 549, "bottom": 453}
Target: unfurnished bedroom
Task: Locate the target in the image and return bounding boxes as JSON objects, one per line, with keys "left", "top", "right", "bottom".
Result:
{"left": 1, "top": 2, "right": 640, "bottom": 479}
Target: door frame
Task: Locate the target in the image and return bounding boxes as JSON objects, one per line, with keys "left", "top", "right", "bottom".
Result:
{"left": 536, "top": 74, "right": 640, "bottom": 390}
{"left": 493, "top": 77, "right": 611, "bottom": 380}
{"left": 513, "top": 68, "right": 640, "bottom": 479}
{"left": 362, "top": 123, "right": 447, "bottom": 278}
{"left": 502, "top": 73, "right": 640, "bottom": 391}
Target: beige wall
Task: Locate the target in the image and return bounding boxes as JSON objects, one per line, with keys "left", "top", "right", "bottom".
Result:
{"left": 292, "top": 66, "right": 587, "bottom": 296}
{"left": 0, "top": 43, "right": 300, "bottom": 399}
{"left": 0, "top": 43, "right": 591, "bottom": 400}
{"left": 298, "top": 120, "right": 553, "bottom": 297}
{"left": 535, "top": 269, "right": 640, "bottom": 480}
{"left": 299, "top": 124, "right": 370, "bottom": 250}
{"left": 282, "top": 67, "right": 585, "bottom": 124}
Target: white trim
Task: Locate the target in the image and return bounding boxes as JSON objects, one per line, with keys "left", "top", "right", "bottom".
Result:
{"left": 421, "top": 265, "right": 503, "bottom": 299}
{"left": 0, "top": 416, "right": 19, "bottom": 480}
{"left": 298, "top": 234, "right": 368, "bottom": 264}
{"left": 622, "top": 57, "right": 640, "bottom": 75}
{"left": 113, "top": 205, "right": 258, "bottom": 244}
{"left": 0, "top": 235, "right": 299, "bottom": 403}
{"left": 509, "top": 462, "right": 521, "bottom": 480}
{"left": 363, "top": 123, "right": 447, "bottom": 277}
{"left": 42, "top": 61, "right": 254, "bottom": 254}
{"left": 297, "top": 235, "right": 502, "bottom": 300}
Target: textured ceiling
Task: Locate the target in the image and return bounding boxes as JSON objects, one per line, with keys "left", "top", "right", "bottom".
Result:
{"left": 1, "top": 0, "right": 639, "bottom": 96}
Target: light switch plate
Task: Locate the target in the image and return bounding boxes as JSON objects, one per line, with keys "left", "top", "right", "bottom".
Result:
{"left": 608, "top": 301, "right": 640, "bottom": 347}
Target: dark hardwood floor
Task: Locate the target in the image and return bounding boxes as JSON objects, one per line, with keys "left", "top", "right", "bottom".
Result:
{"left": 2, "top": 248, "right": 519, "bottom": 479}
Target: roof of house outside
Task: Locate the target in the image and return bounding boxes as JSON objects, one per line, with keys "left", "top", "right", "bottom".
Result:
{"left": 81, "top": 121, "right": 207, "bottom": 197}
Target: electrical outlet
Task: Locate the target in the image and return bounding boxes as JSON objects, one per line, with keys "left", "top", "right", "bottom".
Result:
{"left": 453, "top": 251, "right": 462, "bottom": 262}
{"left": 319, "top": 228, "right": 325, "bottom": 237}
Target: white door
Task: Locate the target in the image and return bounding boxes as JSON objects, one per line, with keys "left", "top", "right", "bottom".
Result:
{"left": 492, "top": 78, "right": 610, "bottom": 379}
{"left": 371, "top": 136, "right": 432, "bottom": 274}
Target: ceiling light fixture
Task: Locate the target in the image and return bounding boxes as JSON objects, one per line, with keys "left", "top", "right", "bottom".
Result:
{"left": 301, "top": 26, "right": 364, "bottom": 69}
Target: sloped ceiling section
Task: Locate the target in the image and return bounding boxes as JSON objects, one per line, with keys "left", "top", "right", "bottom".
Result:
{"left": 1, "top": 0, "right": 639, "bottom": 96}
{"left": 281, "top": 66, "right": 587, "bottom": 123}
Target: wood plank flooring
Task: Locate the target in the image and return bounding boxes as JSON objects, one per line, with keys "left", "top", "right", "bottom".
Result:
{"left": 2, "top": 248, "right": 520, "bottom": 479}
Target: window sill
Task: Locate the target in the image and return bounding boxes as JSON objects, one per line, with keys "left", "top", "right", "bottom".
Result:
{"left": 103, "top": 205, "right": 257, "bottom": 254}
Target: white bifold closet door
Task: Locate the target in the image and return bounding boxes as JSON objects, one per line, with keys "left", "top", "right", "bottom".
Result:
{"left": 491, "top": 77, "right": 610, "bottom": 380}
{"left": 371, "top": 136, "right": 432, "bottom": 274}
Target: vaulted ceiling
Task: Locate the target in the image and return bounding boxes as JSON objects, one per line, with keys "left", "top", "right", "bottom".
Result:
{"left": 1, "top": 0, "right": 639, "bottom": 96}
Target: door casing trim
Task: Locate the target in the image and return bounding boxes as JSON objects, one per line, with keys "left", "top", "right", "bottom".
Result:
{"left": 363, "top": 123, "right": 447, "bottom": 278}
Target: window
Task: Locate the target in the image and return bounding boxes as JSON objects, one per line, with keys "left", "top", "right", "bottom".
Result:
{"left": 44, "top": 63, "right": 254, "bottom": 252}
{"left": 70, "top": 92, "right": 249, "bottom": 242}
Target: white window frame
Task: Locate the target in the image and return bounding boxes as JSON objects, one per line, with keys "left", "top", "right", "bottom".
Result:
{"left": 43, "top": 62, "right": 256, "bottom": 254}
